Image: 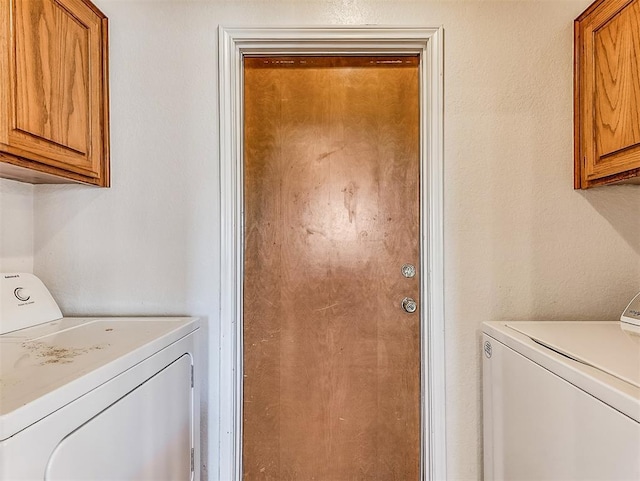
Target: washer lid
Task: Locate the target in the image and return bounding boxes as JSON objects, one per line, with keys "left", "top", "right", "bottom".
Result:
{"left": 506, "top": 321, "right": 640, "bottom": 389}
{"left": 0, "top": 316, "right": 199, "bottom": 441}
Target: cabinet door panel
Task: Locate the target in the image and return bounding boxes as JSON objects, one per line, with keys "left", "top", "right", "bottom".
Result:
{"left": 0, "top": 0, "right": 108, "bottom": 185}
{"left": 15, "top": 0, "right": 90, "bottom": 155}
{"left": 592, "top": 0, "right": 640, "bottom": 175}
{"left": 11, "top": 0, "right": 100, "bottom": 175}
{"left": 575, "top": 0, "right": 640, "bottom": 188}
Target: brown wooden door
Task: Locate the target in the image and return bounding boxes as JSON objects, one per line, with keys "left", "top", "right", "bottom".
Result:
{"left": 243, "top": 56, "right": 420, "bottom": 480}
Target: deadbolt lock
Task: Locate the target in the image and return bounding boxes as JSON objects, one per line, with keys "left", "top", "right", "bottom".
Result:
{"left": 402, "top": 297, "right": 418, "bottom": 313}
{"left": 401, "top": 264, "right": 416, "bottom": 278}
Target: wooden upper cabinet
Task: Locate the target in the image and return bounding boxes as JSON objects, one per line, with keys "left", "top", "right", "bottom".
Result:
{"left": 575, "top": 0, "right": 640, "bottom": 188}
{"left": 0, "top": 0, "right": 109, "bottom": 186}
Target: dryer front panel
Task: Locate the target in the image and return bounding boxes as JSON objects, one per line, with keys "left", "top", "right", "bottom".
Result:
{"left": 44, "top": 354, "right": 193, "bottom": 480}
{"left": 483, "top": 333, "right": 640, "bottom": 481}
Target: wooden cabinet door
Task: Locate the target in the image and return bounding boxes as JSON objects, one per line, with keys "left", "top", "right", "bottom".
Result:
{"left": 0, "top": 0, "right": 109, "bottom": 186}
{"left": 243, "top": 56, "right": 420, "bottom": 480}
{"left": 575, "top": 0, "right": 640, "bottom": 188}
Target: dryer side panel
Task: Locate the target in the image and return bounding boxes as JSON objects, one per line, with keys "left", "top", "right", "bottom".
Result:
{"left": 482, "top": 333, "right": 640, "bottom": 481}
{"left": 45, "top": 354, "right": 193, "bottom": 481}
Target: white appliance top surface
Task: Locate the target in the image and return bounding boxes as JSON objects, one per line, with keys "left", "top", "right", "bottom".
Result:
{"left": 0, "top": 316, "right": 199, "bottom": 440}
{"left": 484, "top": 321, "right": 640, "bottom": 423}
{"left": 506, "top": 321, "right": 640, "bottom": 388}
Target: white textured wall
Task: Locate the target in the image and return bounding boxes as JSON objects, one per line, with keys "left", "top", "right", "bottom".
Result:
{"left": 31, "top": 1, "right": 640, "bottom": 480}
{"left": 0, "top": 179, "right": 34, "bottom": 272}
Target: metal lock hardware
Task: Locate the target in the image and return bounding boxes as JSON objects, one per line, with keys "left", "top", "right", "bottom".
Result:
{"left": 401, "top": 297, "right": 417, "bottom": 313}
{"left": 401, "top": 264, "right": 416, "bottom": 278}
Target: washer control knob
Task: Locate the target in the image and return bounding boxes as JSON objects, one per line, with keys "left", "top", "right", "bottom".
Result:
{"left": 14, "top": 287, "right": 31, "bottom": 302}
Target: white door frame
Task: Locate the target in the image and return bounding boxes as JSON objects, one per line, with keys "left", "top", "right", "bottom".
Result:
{"left": 217, "top": 26, "right": 445, "bottom": 481}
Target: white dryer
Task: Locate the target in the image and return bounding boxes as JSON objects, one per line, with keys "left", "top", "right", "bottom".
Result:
{"left": 483, "top": 320, "right": 640, "bottom": 481}
{"left": 0, "top": 273, "right": 201, "bottom": 480}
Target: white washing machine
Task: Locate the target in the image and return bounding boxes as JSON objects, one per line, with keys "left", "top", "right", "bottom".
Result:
{"left": 0, "top": 273, "right": 201, "bottom": 480}
{"left": 483, "top": 319, "right": 640, "bottom": 481}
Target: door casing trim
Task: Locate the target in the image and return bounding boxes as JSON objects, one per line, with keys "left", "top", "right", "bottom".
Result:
{"left": 217, "top": 26, "right": 445, "bottom": 481}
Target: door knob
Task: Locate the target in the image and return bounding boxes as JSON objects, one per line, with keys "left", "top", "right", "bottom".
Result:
{"left": 402, "top": 297, "right": 417, "bottom": 313}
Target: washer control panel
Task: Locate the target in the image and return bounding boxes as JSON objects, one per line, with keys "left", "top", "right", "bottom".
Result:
{"left": 621, "top": 291, "right": 640, "bottom": 328}
{"left": 0, "top": 273, "right": 62, "bottom": 335}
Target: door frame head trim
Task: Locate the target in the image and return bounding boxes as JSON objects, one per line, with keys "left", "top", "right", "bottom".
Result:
{"left": 217, "top": 26, "right": 445, "bottom": 481}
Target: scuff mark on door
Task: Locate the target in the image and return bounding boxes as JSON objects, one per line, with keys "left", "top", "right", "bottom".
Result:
{"left": 342, "top": 182, "right": 359, "bottom": 223}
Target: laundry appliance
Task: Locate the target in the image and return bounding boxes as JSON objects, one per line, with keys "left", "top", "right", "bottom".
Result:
{"left": 483, "top": 310, "right": 640, "bottom": 480}
{"left": 0, "top": 273, "right": 201, "bottom": 480}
